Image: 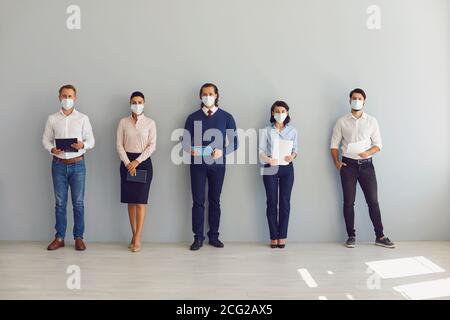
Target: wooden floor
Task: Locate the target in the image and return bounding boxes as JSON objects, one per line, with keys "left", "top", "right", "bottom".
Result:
{"left": 0, "top": 241, "right": 449, "bottom": 300}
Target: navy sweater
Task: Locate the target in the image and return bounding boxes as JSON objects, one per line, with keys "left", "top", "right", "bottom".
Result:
{"left": 183, "top": 108, "right": 238, "bottom": 164}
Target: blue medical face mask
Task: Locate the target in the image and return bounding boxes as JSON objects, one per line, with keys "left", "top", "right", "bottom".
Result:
{"left": 274, "top": 112, "right": 287, "bottom": 123}
{"left": 61, "top": 98, "right": 74, "bottom": 110}
{"left": 131, "top": 103, "right": 144, "bottom": 115}
{"left": 351, "top": 99, "right": 364, "bottom": 110}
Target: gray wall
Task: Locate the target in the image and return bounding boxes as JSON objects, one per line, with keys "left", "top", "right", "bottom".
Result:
{"left": 0, "top": 0, "right": 448, "bottom": 242}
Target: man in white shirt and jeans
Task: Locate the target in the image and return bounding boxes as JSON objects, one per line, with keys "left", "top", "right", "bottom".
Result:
{"left": 330, "top": 88, "right": 394, "bottom": 249}
{"left": 42, "top": 84, "right": 95, "bottom": 251}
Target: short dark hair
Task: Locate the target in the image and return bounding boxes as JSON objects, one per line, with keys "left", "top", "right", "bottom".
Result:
{"left": 349, "top": 88, "right": 366, "bottom": 100}
{"left": 199, "top": 83, "right": 219, "bottom": 107}
{"left": 59, "top": 84, "right": 77, "bottom": 95}
{"left": 130, "top": 91, "right": 145, "bottom": 101}
{"left": 270, "top": 100, "right": 291, "bottom": 125}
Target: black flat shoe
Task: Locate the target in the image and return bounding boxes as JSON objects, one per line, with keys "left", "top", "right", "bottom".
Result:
{"left": 270, "top": 244, "right": 278, "bottom": 248}
{"left": 278, "top": 244, "right": 286, "bottom": 249}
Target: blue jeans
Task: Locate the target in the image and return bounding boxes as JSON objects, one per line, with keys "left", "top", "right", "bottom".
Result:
{"left": 51, "top": 159, "right": 86, "bottom": 239}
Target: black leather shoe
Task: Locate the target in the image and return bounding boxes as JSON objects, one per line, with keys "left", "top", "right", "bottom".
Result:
{"left": 209, "top": 239, "right": 224, "bottom": 248}
{"left": 190, "top": 239, "right": 203, "bottom": 251}
{"left": 278, "top": 244, "right": 286, "bottom": 249}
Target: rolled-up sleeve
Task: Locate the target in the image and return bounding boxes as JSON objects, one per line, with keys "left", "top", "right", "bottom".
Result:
{"left": 42, "top": 117, "right": 54, "bottom": 154}
{"left": 371, "top": 119, "right": 382, "bottom": 150}
{"left": 259, "top": 127, "right": 269, "bottom": 156}
{"left": 330, "top": 120, "right": 342, "bottom": 149}
{"left": 82, "top": 116, "right": 95, "bottom": 150}
{"left": 291, "top": 128, "right": 299, "bottom": 154}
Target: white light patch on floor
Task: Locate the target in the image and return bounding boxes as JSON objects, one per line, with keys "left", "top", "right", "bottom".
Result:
{"left": 318, "top": 296, "right": 328, "bottom": 300}
{"left": 297, "top": 268, "right": 318, "bottom": 288}
{"left": 346, "top": 294, "right": 355, "bottom": 300}
{"left": 365, "top": 256, "right": 445, "bottom": 279}
{"left": 327, "top": 270, "right": 334, "bottom": 275}
{"left": 393, "top": 278, "right": 450, "bottom": 300}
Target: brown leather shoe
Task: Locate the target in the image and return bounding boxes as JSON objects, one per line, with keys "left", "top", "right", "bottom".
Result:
{"left": 47, "top": 238, "right": 65, "bottom": 250}
{"left": 75, "top": 238, "right": 86, "bottom": 251}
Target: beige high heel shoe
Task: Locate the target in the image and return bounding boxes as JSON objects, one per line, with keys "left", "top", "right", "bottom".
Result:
{"left": 131, "top": 245, "right": 141, "bottom": 252}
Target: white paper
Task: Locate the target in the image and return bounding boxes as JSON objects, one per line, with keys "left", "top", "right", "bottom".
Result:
{"left": 272, "top": 139, "right": 293, "bottom": 166}
{"left": 346, "top": 139, "right": 370, "bottom": 155}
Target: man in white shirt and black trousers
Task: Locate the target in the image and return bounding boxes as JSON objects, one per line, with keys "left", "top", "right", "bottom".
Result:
{"left": 330, "top": 88, "right": 395, "bottom": 249}
{"left": 42, "top": 84, "right": 95, "bottom": 251}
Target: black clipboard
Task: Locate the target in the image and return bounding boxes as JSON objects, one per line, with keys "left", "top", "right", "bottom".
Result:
{"left": 55, "top": 138, "right": 78, "bottom": 152}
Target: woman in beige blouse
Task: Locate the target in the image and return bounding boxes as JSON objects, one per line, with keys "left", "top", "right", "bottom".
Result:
{"left": 116, "top": 91, "right": 156, "bottom": 252}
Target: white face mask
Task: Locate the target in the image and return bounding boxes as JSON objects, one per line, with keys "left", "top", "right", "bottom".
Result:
{"left": 61, "top": 98, "right": 74, "bottom": 110}
{"left": 274, "top": 113, "right": 287, "bottom": 124}
{"left": 131, "top": 103, "right": 144, "bottom": 115}
{"left": 351, "top": 99, "right": 364, "bottom": 111}
{"left": 202, "top": 96, "right": 216, "bottom": 108}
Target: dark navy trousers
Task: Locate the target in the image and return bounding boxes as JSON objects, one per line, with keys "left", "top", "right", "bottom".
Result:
{"left": 190, "top": 164, "right": 226, "bottom": 241}
{"left": 262, "top": 163, "right": 295, "bottom": 240}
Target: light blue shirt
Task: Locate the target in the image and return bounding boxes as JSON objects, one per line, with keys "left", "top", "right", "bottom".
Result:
{"left": 259, "top": 124, "right": 299, "bottom": 158}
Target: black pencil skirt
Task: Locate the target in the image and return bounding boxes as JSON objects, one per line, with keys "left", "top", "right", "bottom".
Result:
{"left": 120, "top": 152, "right": 153, "bottom": 204}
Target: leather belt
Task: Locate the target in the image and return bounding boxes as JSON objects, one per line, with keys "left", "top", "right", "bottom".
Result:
{"left": 342, "top": 156, "right": 372, "bottom": 165}
{"left": 53, "top": 155, "right": 84, "bottom": 164}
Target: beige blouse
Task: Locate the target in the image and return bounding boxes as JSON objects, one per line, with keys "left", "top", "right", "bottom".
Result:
{"left": 116, "top": 114, "right": 157, "bottom": 165}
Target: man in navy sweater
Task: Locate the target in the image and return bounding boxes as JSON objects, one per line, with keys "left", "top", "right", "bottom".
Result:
{"left": 183, "top": 83, "right": 238, "bottom": 251}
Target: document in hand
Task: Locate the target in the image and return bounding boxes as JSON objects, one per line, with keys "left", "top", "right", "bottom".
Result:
{"left": 126, "top": 169, "right": 147, "bottom": 183}
{"left": 272, "top": 139, "right": 294, "bottom": 166}
{"left": 346, "top": 139, "right": 371, "bottom": 155}
{"left": 192, "top": 145, "right": 213, "bottom": 156}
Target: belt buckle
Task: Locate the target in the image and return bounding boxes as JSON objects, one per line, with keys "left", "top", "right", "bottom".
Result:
{"left": 358, "top": 158, "right": 370, "bottom": 165}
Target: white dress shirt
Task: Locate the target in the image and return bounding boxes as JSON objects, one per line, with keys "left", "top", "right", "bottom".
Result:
{"left": 330, "top": 112, "right": 382, "bottom": 160}
{"left": 259, "top": 124, "right": 299, "bottom": 157}
{"left": 42, "top": 109, "right": 95, "bottom": 159}
{"left": 202, "top": 105, "right": 218, "bottom": 116}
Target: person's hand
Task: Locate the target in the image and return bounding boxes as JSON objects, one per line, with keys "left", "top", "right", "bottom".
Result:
{"left": 358, "top": 151, "right": 371, "bottom": 159}
{"left": 129, "top": 168, "right": 137, "bottom": 177}
{"left": 269, "top": 158, "right": 278, "bottom": 166}
{"left": 71, "top": 140, "right": 84, "bottom": 150}
{"left": 212, "top": 148, "right": 223, "bottom": 159}
{"left": 127, "top": 160, "right": 140, "bottom": 173}
{"left": 51, "top": 148, "right": 63, "bottom": 155}
{"left": 191, "top": 150, "right": 199, "bottom": 156}
{"left": 284, "top": 155, "right": 294, "bottom": 163}
{"left": 334, "top": 160, "right": 347, "bottom": 170}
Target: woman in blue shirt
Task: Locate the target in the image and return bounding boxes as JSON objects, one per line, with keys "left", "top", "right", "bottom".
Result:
{"left": 259, "top": 101, "right": 298, "bottom": 248}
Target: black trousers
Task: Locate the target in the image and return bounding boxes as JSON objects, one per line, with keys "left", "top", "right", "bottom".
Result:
{"left": 340, "top": 157, "right": 384, "bottom": 238}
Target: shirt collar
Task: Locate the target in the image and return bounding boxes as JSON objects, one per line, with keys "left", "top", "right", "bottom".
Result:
{"left": 271, "top": 123, "right": 289, "bottom": 132}
{"left": 348, "top": 112, "right": 367, "bottom": 120}
{"left": 130, "top": 113, "right": 145, "bottom": 121}
{"left": 59, "top": 108, "right": 77, "bottom": 117}
{"left": 202, "top": 106, "right": 218, "bottom": 116}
